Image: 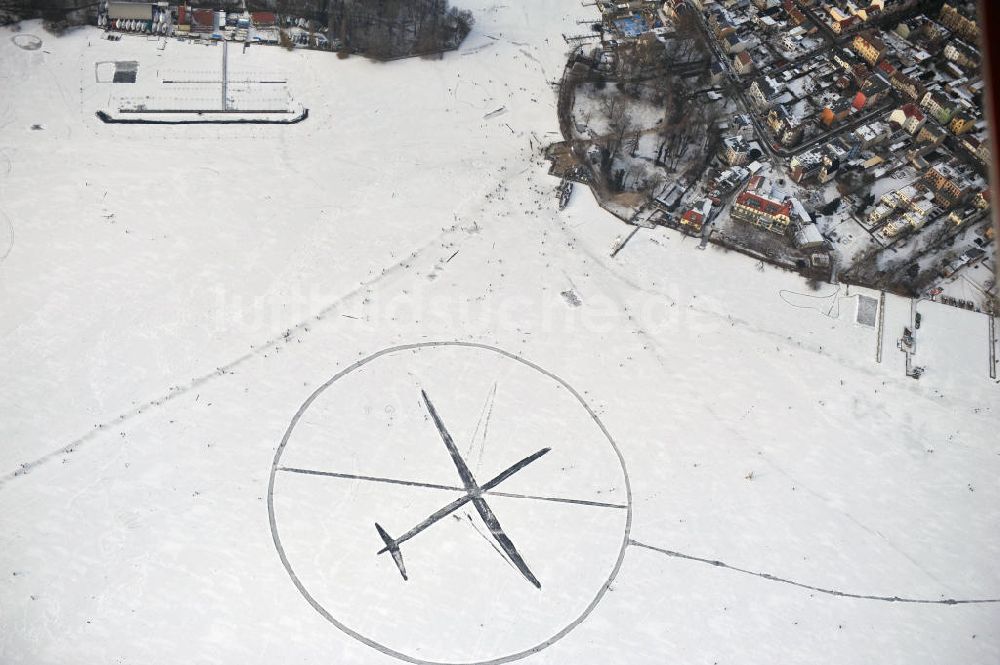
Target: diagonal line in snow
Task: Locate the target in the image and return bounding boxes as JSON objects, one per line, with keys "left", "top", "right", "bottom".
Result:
{"left": 628, "top": 539, "right": 1000, "bottom": 605}
{"left": 277, "top": 467, "right": 627, "bottom": 509}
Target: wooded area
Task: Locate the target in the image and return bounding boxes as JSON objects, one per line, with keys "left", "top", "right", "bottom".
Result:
{"left": 1, "top": 0, "right": 473, "bottom": 60}
{"left": 325, "top": 0, "right": 473, "bottom": 58}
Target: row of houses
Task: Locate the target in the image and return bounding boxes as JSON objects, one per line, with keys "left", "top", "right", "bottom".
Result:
{"left": 98, "top": 1, "right": 336, "bottom": 47}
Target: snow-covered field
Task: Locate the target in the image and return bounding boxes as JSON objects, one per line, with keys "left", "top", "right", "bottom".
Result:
{"left": 1, "top": 4, "right": 998, "bottom": 664}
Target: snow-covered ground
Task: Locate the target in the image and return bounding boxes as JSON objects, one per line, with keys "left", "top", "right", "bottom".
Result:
{"left": 1, "top": 5, "right": 999, "bottom": 665}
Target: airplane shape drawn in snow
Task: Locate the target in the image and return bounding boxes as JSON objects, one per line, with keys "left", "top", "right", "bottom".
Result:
{"left": 375, "top": 389, "right": 549, "bottom": 589}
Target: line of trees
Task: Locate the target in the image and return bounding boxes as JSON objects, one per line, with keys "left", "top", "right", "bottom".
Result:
{"left": 325, "top": 0, "right": 473, "bottom": 59}
{"left": 0, "top": 0, "right": 98, "bottom": 31}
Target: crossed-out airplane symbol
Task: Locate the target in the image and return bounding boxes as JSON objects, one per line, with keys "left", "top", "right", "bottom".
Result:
{"left": 279, "top": 388, "right": 628, "bottom": 588}
{"left": 374, "top": 390, "right": 548, "bottom": 589}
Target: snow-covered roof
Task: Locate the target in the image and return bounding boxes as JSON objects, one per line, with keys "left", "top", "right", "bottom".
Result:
{"left": 790, "top": 198, "right": 810, "bottom": 223}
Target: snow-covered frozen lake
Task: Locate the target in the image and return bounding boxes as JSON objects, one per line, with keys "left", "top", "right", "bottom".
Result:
{"left": 1, "top": 4, "right": 998, "bottom": 664}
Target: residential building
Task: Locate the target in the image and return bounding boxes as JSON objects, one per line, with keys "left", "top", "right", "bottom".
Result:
{"left": 943, "top": 39, "right": 979, "bottom": 71}
{"left": 721, "top": 136, "right": 751, "bottom": 166}
{"left": 832, "top": 48, "right": 858, "bottom": 72}
{"left": 939, "top": 3, "right": 979, "bottom": 42}
{"left": 916, "top": 122, "right": 947, "bottom": 146}
{"left": 876, "top": 59, "right": 896, "bottom": 78}
{"left": 888, "top": 103, "right": 925, "bottom": 134}
{"left": 680, "top": 199, "right": 712, "bottom": 232}
{"left": 866, "top": 203, "right": 895, "bottom": 225}
{"left": 949, "top": 113, "right": 975, "bottom": 135}
{"left": 819, "top": 144, "right": 845, "bottom": 183}
{"left": 901, "top": 196, "right": 935, "bottom": 230}
{"left": 851, "top": 31, "right": 886, "bottom": 65}
{"left": 920, "top": 90, "right": 955, "bottom": 124}
{"left": 880, "top": 185, "right": 918, "bottom": 208}
{"left": 959, "top": 134, "right": 989, "bottom": 164}
{"left": 974, "top": 189, "right": 989, "bottom": 209}
{"left": 889, "top": 72, "right": 926, "bottom": 102}
{"left": 794, "top": 222, "right": 826, "bottom": 249}
{"left": 733, "top": 51, "right": 754, "bottom": 75}
{"left": 724, "top": 32, "right": 746, "bottom": 54}
{"left": 921, "top": 162, "right": 973, "bottom": 206}
{"left": 850, "top": 121, "right": 891, "bottom": 149}
{"left": 830, "top": 97, "right": 853, "bottom": 122}
{"left": 831, "top": 15, "right": 859, "bottom": 34}
{"left": 731, "top": 191, "right": 792, "bottom": 233}
{"left": 860, "top": 74, "right": 890, "bottom": 105}
{"left": 790, "top": 149, "right": 824, "bottom": 183}
{"left": 749, "top": 77, "right": 782, "bottom": 107}
{"left": 733, "top": 114, "right": 755, "bottom": 139}
{"left": 767, "top": 104, "right": 803, "bottom": 147}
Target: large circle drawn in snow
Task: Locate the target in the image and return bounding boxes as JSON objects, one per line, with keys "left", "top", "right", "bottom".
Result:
{"left": 268, "top": 342, "right": 631, "bottom": 665}
{"left": 11, "top": 34, "right": 42, "bottom": 50}
{"left": 0, "top": 210, "right": 12, "bottom": 263}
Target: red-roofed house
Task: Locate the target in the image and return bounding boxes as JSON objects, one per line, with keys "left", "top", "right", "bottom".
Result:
{"left": 733, "top": 51, "right": 754, "bottom": 75}
{"left": 852, "top": 91, "right": 867, "bottom": 110}
{"left": 876, "top": 59, "right": 896, "bottom": 77}
{"left": 746, "top": 174, "right": 765, "bottom": 193}
{"left": 190, "top": 9, "right": 215, "bottom": 32}
{"left": 680, "top": 199, "right": 712, "bottom": 232}
{"left": 832, "top": 15, "right": 859, "bottom": 34}
{"left": 731, "top": 191, "right": 792, "bottom": 233}
{"left": 888, "top": 103, "right": 926, "bottom": 134}
{"left": 251, "top": 11, "right": 276, "bottom": 27}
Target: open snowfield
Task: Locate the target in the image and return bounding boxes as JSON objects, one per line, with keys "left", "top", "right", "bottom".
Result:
{"left": 1, "top": 4, "right": 999, "bottom": 664}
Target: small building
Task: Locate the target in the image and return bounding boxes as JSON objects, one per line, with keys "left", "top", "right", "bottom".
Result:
{"left": 681, "top": 199, "right": 713, "bottom": 232}
{"left": 251, "top": 11, "right": 277, "bottom": 27}
{"left": 724, "top": 32, "right": 746, "bottom": 54}
{"left": 107, "top": 1, "right": 153, "bottom": 21}
{"left": 733, "top": 114, "right": 755, "bottom": 139}
{"left": 190, "top": 8, "right": 216, "bottom": 33}
{"left": 794, "top": 222, "right": 825, "bottom": 249}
